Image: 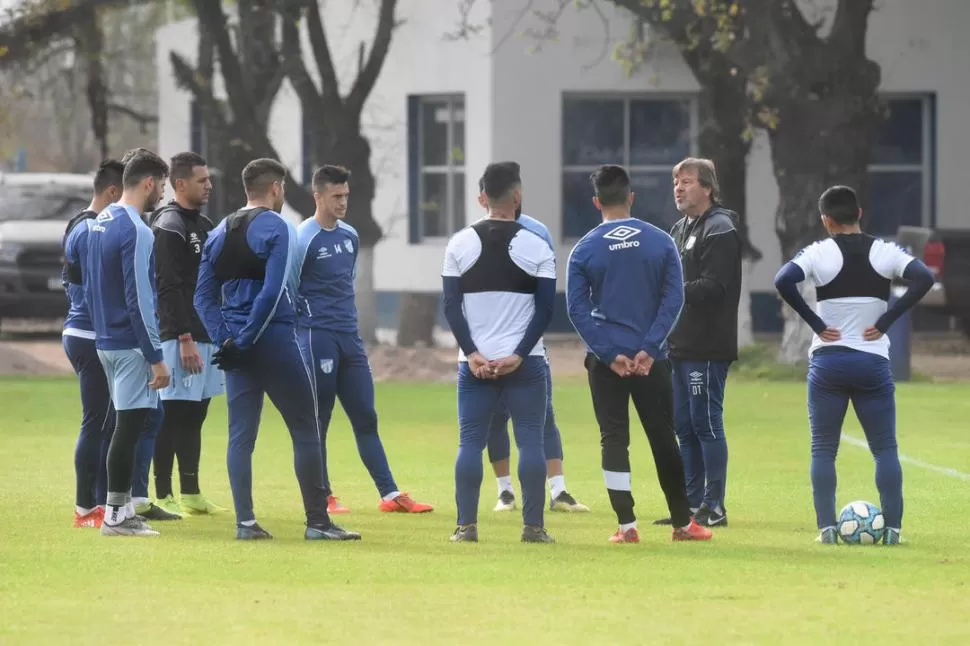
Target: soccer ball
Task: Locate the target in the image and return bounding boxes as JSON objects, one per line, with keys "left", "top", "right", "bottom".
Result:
{"left": 838, "top": 501, "right": 886, "bottom": 545}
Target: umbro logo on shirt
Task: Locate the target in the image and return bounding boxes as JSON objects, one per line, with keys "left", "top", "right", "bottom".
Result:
{"left": 316, "top": 247, "right": 331, "bottom": 260}
{"left": 603, "top": 225, "right": 641, "bottom": 251}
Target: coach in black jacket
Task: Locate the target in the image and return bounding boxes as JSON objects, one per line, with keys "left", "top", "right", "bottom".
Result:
{"left": 658, "top": 157, "right": 742, "bottom": 529}
{"left": 148, "top": 152, "right": 226, "bottom": 517}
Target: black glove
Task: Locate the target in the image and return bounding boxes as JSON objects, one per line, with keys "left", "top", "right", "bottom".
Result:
{"left": 211, "top": 338, "right": 247, "bottom": 371}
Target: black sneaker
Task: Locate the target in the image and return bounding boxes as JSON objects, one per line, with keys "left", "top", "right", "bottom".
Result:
{"left": 697, "top": 503, "right": 728, "bottom": 527}
{"left": 450, "top": 524, "right": 478, "bottom": 542}
{"left": 550, "top": 491, "right": 590, "bottom": 512}
{"left": 305, "top": 523, "right": 362, "bottom": 541}
{"left": 236, "top": 522, "right": 273, "bottom": 540}
{"left": 493, "top": 490, "right": 516, "bottom": 511}
{"left": 521, "top": 525, "right": 555, "bottom": 543}
{"left": 654, "top": 506, "right": 699, "bottom": 526}
{"left": 137, "top": 502, "right": 182, "bottom": 521}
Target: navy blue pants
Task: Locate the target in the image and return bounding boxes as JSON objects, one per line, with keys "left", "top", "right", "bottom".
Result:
{"left": 455, "top": 356, "right": 547, "bottom": 528}
{"left": 807, "top": 347, "right": 903, "bottom": 529}
{"left": 486, "top": 359, "right": 564, "bottom": 464}
{"left": 299, "top": 327, "right": 398, "bottom": 498}
{"left": 671, "top": 359, "right": 731, "bottom": 510}
{"left": 224, "top": 322, "right": 329, "bottom": 526}
{"left": 64, "top": 335, "right": 158, "bottom": 508}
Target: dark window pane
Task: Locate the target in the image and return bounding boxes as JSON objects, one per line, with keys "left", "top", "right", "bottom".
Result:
{"left": 872, "top": 99, "right": 923, "bottom": 165}
{"left": 563, "top": 99, "right": 624, "bottom": 166}
{"left": 629, "top": 100, "right": 691, "bottom": 166}
{"left": 421, "top": 172, "right": 447, "bottom": 237}
{"left": 630, "top": 172, "right": 679, "bottom": 232}
{"left": 421, "top": 100, "right": 451, "bottom": 167}
{"left": 452, "top": 172, "right": 465, "bottom": 233}
{"left": 452, "top": 102, "right": 465, "bottom": 167}
{"left": 562, "top": 171, "right": 600, "bottom": 238}
{"left": 867, "top": 171, "right": 923, "bottom": 236}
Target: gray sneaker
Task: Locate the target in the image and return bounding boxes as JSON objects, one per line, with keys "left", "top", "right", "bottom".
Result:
{"left": 101, "top": 516, "right": 160, "bottom": 537}
{"left": 521, "top": 525, "right": 555, "bottom": 544}
{"left": 815, "top": 527, "right": 839, "bottom": 544}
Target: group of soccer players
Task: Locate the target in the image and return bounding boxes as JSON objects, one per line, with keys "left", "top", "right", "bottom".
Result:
{"left": 64, "top": 149, "right": 432, "bottom": 539}
{"left": 62, "top": 145, "right": 931, "bottom": 546}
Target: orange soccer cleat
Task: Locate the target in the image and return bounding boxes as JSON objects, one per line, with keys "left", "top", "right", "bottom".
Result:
{"left": 379, "top": 492, "right": 433, "bottom": 513}
{"left": 672, "top": 518, "right": 713, "bottom": 541}
{"left": 73, "top": 508, "right": 104, "bottom": 529}
{"left": 609, "top": 527, "right": 640, "bottom": 544}
{"left": 328, "top": 495, "right": 351, "bottom": 514}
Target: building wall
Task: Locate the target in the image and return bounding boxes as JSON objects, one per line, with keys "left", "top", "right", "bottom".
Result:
{"left": 155, "top": 0, "right": 970, "bottom": 334}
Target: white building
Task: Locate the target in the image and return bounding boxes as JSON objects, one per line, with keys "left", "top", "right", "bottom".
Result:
{"left": 155, "top": 0, "right": 969, "bottom": 335}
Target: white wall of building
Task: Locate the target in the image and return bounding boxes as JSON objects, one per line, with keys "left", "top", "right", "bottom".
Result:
{"left": 156, "top": 0, "right": 970, "bottom": 296}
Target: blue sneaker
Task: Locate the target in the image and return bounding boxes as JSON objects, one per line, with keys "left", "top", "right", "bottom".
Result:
{"left": 305, "top": 524, "right": 361, "bottom": 541}
{"left": 883, "top": 528, "right": 902, "bottom": 545}
{"left": 236, "top": 522, "right": 273, "bottom": 540}
{"left": 816, "top": 527, "right": 839, "bottom": 544}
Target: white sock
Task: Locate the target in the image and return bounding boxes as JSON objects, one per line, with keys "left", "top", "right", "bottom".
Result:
{"left": 240, "top": 519, "right": 257, "bottom": 527}
{"left": 76, "top": 506, "right": 95, "bottom": 516}
{"left": 103, "top": 504, "right": 126, "bottom": 526}
{"left": 497, "top": 476, "right": 513, "bottom": 496}
{"left": 381, "top": 491, "right": 401, "bottom": 502}
{"left": 125, "top": 502, "right": 136, "bottom": 518}
{"left": 620, "top": 521, "right": 637, "bottom": 533}
{"left": 548, "top": 475, "right": 566, "bottom": 500}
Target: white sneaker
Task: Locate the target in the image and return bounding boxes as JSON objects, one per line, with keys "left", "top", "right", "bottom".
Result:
{"left": 493, "top": 490, "right": 516, "bottom": 511}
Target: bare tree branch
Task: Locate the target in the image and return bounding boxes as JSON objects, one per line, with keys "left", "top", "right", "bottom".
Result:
{"left": 304, "top": 0, "right": 343, "bottom": 111}
{"left": 106, "top": 102, "right": 158, "bottom": 131}
{"left": 345, "top": 0, "right": 398, "bottom": 118}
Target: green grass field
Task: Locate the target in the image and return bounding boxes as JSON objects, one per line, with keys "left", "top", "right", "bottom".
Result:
{"left": 1, "top": 375, "right": 969, "bottom": 645}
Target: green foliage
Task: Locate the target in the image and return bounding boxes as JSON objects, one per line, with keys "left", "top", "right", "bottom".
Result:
{"left": 731, "top": 342, "right": 808, "bottom": 381}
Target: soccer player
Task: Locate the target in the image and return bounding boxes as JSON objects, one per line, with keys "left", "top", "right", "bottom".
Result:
{"left": 84, "top": 150, "right": 171, "bottom": 537}
{"left": 294, "top": 165, "right": 433, "bottom": 515}
{"left": 473, "top": 172, "right": 589, "bottom": 513}
{"left": 62, "top": 160, "right": 124, "bottom": 529}
{"left": 566, "top": 164, "right": 712, "bottom": 544}
{"left": 654, "top": 158, "right": 742, "bottom": 528}
{"left": 773, "top": 185, "right": 933, "bottom": 545}
{"left": 149, "top": 152, "right": 226, "bottom": 517}
{"left": 443, "top": 161, "right": 557, "bottom": 544}
{"left": 194, "top": 157, "right": 359, "bottom": 541}
{"left": 63, "top": 162, "right": 173, "bottom": 527}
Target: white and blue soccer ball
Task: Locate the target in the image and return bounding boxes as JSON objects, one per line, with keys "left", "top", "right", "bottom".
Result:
{"left": 838, "top": 501, "right": 886, "bottom": 545}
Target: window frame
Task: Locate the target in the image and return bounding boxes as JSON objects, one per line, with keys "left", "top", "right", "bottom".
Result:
{"left": 409, "top": 94, "right": 466, "bottom": 243}
{"left": 868, "top": 92, "right": 936, "bottom": 233}
{"left": 560, "top": 93, "right": 699, "bottom": 242}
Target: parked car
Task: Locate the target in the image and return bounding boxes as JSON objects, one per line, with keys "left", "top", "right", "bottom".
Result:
{"left": 895, "top": 225, "right": 970, "bottom": 337}
{"left": 0, "top": 172, "right": 92, "bottom": 326}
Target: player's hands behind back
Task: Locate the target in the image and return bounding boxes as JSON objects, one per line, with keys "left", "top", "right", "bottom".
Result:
{"left": 212, "top": 338, "right": 247, "bottom": 371}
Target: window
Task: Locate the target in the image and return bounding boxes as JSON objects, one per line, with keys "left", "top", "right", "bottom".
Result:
{"left": 407, "top": 95, "right": 465, "bottom": 243}
{"left": 561, "top": 96, "right": 696, "bottom": 239}
{"left": 867, "top": 95, "right": 935, "bottom": 237}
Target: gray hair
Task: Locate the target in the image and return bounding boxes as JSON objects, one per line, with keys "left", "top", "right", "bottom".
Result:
{"left": 672, "top": 157, "right": 720, "bottom": 203}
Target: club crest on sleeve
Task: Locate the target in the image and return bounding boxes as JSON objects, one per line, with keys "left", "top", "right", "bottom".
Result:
{"left": 320, "top": 358, "right": 334, "bottom": 374}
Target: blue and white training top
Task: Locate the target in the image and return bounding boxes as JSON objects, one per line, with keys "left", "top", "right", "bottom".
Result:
{"left": 194, "top": 209, "right": 299, "bottom": 350}
{"left": 566, "top": 217, "right": 684, "bottom": 364}
{"left": 83, "top": 203, "right": 163, "bottom": 363}
{"left": 294, "top": 218, "right": 360, "bottom": 334}
{"left": 62, "top": 212, "right": 96, "bottom": 338}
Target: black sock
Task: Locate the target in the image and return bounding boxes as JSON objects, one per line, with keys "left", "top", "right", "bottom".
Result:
{"left": 153, "top": 401, "right": 180, "bottom": 499}
{"left": 175, "top": 398, "right": 209, "bottom": 495}
{"left": 107, "top": 408, "right": 150, "bottom": 495}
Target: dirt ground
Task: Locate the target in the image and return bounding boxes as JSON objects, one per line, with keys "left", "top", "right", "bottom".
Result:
{"left": 2, "top": 319, "right": 968, "bottom": 382}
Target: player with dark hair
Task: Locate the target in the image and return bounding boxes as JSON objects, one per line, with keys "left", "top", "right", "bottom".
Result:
{"left": 443, "top": 161, "right": 557, "bottom": 543}
{"left": 773, "top": 185, "right": 934, "bottom": 545}
{"left": 474, "top": 167, "right": 589, "bottom": 514}
{"left": 147, "top": 151, "right": 225, "bottom": 517}
{"left": 295, "top": 165, "right": 433, "bottom": 515}
{"left": 62, "top": 160, "right": 123, "bottom": 528}
{"left": 566, "top": 164, "right": 712, "bottom": 544}
{"left": 84, "top": 150, "right": 171, "bottom": 536}
{"left": 194, "top": 158, "right": 359, "bottom": 541}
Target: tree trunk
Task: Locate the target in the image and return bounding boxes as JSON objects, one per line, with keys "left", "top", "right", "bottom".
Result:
{"left": 769, "top": 87, "right": 880, "bottom": 362}
{"left": 397, "top": 293, "right": 438, "bottom": 347}
{"left": 738, "top": 258, "right": 754, "bottom": 348}
{"left": 355, "top": 245, "right": 378, "bottom": 345}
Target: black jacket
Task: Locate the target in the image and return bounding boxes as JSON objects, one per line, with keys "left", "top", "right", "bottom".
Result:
{"left": 667, "top": 205, "right": 743, "bottom": 362}
{"left": 150, "top": 201, "right": 214, "bottom": 343}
